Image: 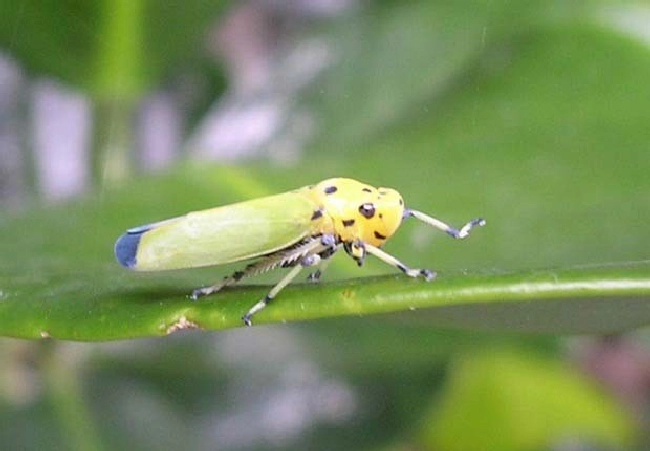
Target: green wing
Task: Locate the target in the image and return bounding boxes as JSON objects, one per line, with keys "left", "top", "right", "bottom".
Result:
{"left": 115, "top": 191, "right": 316, "bottom": 271}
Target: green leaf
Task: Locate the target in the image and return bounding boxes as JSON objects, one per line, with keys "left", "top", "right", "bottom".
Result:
{"left": 421, "top": 348, "right": 636, "bottom": 451}
{"left": 0, "top": 261, "right": 649, "bottom": 341}
{"left": 0, "top": 166, "right": 648, "bottom": 341}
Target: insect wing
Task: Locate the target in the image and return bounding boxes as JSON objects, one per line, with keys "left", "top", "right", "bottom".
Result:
{"left": 115, "top": 192, "right": 316, "bottom": 271}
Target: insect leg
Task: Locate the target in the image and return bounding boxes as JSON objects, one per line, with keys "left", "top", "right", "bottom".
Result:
{"left": 405, "top": 210, "right": 485, "bottom": 239}
{"left": 343, "top": 240, "right": 366, "bottom": 266}
{"left": 243, "top": 252, "right": 323, "bottom": 326}
{"left": 306, "top": 260, "right": 330, "bottom": 283}
{"left": 242, "top": 265, "right": 303, "bottom": 326}
{"left": 363, "top": 243, "right": 435, "bottom": 281}
{"left": 190, "top": 269, "right": 247, "bottom": 299}
{"left": 307, "top": 254, "right": 341, "bottom": 282}
{"left": 307, "top": 235, "right": 342, "bottom": 282}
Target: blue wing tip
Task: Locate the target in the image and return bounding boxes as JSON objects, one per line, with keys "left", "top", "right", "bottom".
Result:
{"left": 115, "top": 226, "right": 149, "bottom": 268}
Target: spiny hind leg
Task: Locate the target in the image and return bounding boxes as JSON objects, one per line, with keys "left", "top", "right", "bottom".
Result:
{"left": 190, "top": 265, "right": 254, "bottom": 300}
{"left": 362, "top": 243, "right": 436, "bottom": 281}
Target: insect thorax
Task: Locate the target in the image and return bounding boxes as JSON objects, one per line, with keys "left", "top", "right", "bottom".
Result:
{"left": 301, "top": 178, "right": 405, "bottom": 247}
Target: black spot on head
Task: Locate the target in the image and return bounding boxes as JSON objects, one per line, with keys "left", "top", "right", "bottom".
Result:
{"left": 324, "top": 185, "right": 338, "bottom": 194}
{"left": 379, "top": 213, "right": 383, "bottom": 219}
{"left": 362, "top": 187, "right": 372, "bottom": 193}
{"left": 374, "top": 231, "right": 387, "bottom": 240}
{"left": 311, "top": 209, "right": 323, "bottom": 221}
{"left": 358, "top": 203, "right": 376, "bottom": 219}
{"left": 342, "top": 219, "right": 355, "bottom": 227}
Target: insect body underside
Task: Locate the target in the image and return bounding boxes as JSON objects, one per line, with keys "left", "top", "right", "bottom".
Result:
{"left": 191, "top": 235, "right": 341, "bottom": 326}
{"left": 191, "top": 220, "right": 476, "bottom": 327}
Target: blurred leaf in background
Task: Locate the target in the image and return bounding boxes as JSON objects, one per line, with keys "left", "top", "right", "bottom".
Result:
{"left": 0, "top": 0, "right": 649, "bottom": 450}
{"left": 422, "top": 347, "right": 636, "bottom": 451}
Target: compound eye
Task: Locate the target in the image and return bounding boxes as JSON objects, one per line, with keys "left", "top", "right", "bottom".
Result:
{"left": 358, "top": 203, "right": 376, "bottom": 219}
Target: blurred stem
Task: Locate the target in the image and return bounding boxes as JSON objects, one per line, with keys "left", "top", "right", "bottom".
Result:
{"left": 91, "top": 0, "right": 146, "bottom": 184}
{"left": 93, "top": 99, "right": 135, "bottom": 185}
{"left": 40, "top": 342, "right": 104, "bottom": 451}
{"left": 94, "top": 0, "right": 144, "bottom": 96}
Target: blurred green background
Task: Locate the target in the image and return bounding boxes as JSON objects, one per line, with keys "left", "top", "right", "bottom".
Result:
{"left": 0, "top": 1, "right": 649, "bottom": 450}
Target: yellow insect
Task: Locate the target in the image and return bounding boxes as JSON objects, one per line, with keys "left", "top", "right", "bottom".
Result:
{"left": 115, "top": 178, "right": 485, "bottom": 326}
